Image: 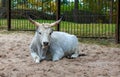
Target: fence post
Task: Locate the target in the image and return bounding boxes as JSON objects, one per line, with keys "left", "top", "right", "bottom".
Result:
{"left": 56, "top": 0, "right": 60, "bottom": 31}
{"left": 7, "top": 0, "right": 11, "bottom": 31}
{"left": 116, "top": 0, "right": 120, "bottom": 43}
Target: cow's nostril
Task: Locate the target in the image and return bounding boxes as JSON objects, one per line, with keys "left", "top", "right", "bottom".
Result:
{"left": 43, "top": 42, "right": 49, "bottom": 46}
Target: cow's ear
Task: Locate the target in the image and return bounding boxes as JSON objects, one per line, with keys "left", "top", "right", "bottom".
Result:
{"left": 28, "top": 17, "right": 41, "bottom": 27}
{"left": 49, "top": 17, "right": 62, "bottom": 27}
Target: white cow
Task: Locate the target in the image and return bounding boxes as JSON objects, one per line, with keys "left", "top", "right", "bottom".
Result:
{"left": 29, "top": 17, "right": 80, "bottom": 63}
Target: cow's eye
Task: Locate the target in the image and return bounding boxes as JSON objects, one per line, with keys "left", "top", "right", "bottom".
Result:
{"left": 49, "top": 29, "right": 53, "bottom": 35}
{"left": 49, "top": 32, "right": 53, "bottom": 35}
{"left": 39, "top": 32, "right": 41, "bottom": 35}
{"left": 50, "top": 33, "right": 52, "bottom": 35}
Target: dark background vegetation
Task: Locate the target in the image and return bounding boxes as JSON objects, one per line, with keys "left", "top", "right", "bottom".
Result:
{"left": 0, "top": 0, "right": 118, "bottom": 23}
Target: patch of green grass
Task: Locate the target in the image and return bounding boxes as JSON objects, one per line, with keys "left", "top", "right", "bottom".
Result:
{"left": 0, "top": 19, "right": 115, "bottom": 38}
{"left": 0, "top": 19, "right": 7, "bottom": 29}
{"left": 60, "top": 22, "right": 115, "bottom": 38}
{"left": 9, "top": 19, "right": 57, "bottom": 30}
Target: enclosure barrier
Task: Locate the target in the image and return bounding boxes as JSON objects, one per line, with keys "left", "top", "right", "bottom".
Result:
{"left": 0, "top": 0, "right": 120, "bottom": 43}
{"left": 116, "top": 0, "right": 120, "bottom": 43}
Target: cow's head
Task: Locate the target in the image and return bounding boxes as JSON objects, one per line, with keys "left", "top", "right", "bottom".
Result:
{"left": 28, "top": 17, "right": 62, "bottom": 49}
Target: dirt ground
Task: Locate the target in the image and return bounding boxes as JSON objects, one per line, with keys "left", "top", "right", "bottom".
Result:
{"left": 0, "top": 31, "right": 120, "bottom": 77}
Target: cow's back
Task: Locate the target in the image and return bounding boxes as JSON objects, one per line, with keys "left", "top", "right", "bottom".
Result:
{"left": 50, "top": 31, "right": 78, "bottom": 54}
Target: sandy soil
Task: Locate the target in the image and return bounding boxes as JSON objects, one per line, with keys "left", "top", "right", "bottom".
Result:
{"left": 0, "top": 31, "right": 120, "bottom": 77}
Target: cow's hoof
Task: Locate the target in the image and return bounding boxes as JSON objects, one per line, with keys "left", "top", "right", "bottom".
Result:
{"left": 34, "top": 56, "right": 40, "bottom": 63}
{"left": 71, "top": 54, "right": 79, "bottom": 58}
{"left": 52, "top": 58, "right": 59, "bottom": 62}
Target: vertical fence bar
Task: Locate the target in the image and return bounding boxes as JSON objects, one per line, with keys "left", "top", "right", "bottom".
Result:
{"left": 7, "top": 0, "right": 11, "bottom": 31}
{"left": 116, "top": 0, "right": 120, "bottom": 43}
{"left": 56, "top": 0, "right": 60, "bottom": 31}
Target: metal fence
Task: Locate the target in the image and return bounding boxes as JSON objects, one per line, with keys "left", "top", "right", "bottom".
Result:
{"left": 0, "top": 0, "right": 120, "bottom": 42}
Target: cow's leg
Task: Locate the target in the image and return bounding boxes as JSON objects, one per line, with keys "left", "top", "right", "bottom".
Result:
{"left": 52, "top": 53, "right": 63, "bottom": 61}
{"left": 30, "top": 49, "right": 40, "bottom": 63}
{"left": 52, "top": 54, "right": 64, "bottom": 61}
{"left": 52, "top": 48, "right": 64, "bottom": 61}
{"left": 71, "top": 45, "right": 79, "bottom": 58}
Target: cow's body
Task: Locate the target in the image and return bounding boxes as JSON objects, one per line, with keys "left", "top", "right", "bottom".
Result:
{"left": 49, "top": 31, "right": 79, "bottom": 61}
{"left": 30, "top": 31, "right": 79, "bottom": 63}
{"left": 28, "top": 17, "right": 79, "bottom": 63}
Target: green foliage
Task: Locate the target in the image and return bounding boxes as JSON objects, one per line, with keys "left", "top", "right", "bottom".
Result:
{"left": 11, "top": 0, "right": 57, "bottom": 14}
{"left": 10, "top": 0, "right": 118, "bottom": 15}
{"left": 0, "top": 0, "right": 1, "bottom": 7}
{"left": 61, "top": 2, "right": 74, "bottom": 13}
{"left": 3, "top": 0, "right": 117, "bottom": 23}
{"left": 61, "top": 0, "right": 118, "bottom": 23}
{"left": 78, "top": 0, "right": 117, "bottom": 14}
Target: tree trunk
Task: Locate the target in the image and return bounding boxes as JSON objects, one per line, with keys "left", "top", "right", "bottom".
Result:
{"left": 1, "top": 0, "right": 6, "bottom": 7}
{"left": 0, "top": 0, "right": 7, "bottom": 18}
{"left": 74, "top": 0, "right": 79, "bottom": 10}
{"left": 73, "top": 0, "right": 79, "bottom": 23}
{"left": 109, "top": 0, "right": 113, "bottom": 23}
